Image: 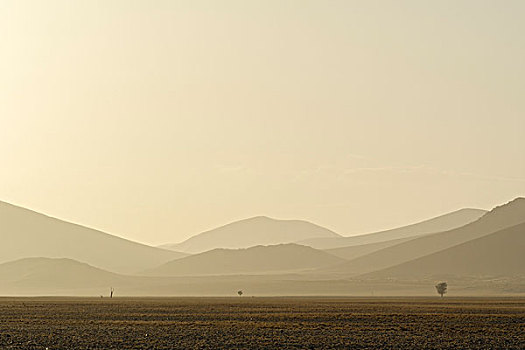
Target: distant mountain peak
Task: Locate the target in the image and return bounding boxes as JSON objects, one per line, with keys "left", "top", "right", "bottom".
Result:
{"left": 145, "top": 242, "right": 345, "bottom": 277}
{"left": 0, "top": 200, "right": 187, "bottom": 274}
{"left": 161, "top": 216, "right": 341, "bottom": 253}
{"left": 321, "top": 197, "right": 525, "bottom": 276}
{"left": 248, "top": 215, "right": 273, "bottom": 220}
{"left": 297, "top": 207, "right": 487, "bottom": 250}
{"left": 233, "top": 215, "right": 315, "bottom": 224}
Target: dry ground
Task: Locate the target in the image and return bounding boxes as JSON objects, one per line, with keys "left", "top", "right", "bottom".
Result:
{"left": 0, "top": 297, "right": 523, "bottom": 349}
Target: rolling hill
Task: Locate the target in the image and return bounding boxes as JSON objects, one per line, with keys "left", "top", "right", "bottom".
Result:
{"left": 160, "top": 216, "right": 341, "bottom": 254}
{"left": 145, "top": 243, "right": 346, "bottom": 276}
{"left": 366, "top": 222, "right": 525, "bottom": 278}
{"left": 323, "top": 197, "right": 525, "bottom": 275}
{"left": 0, "top": 201, "right": 187, "bottom": 274}
{"left": 324, "top": 236, "right": 416, "bottom": 260}
{"left": 299, "top": 208, "right": 486, "bottom": 249}
{"left": 0, "top": 255, "right": 522, "bottom": 296}
{"left": 0, "top": 257, "right": 125, "bottom": 291}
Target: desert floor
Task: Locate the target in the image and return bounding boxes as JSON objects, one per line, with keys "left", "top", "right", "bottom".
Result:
{"left": 0, "top": 297, "right": 523, "bottom": 349}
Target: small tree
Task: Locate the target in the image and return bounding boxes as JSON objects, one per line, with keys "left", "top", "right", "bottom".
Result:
{"left": 237, "top": 290, "right": 243, "bottom": 297}
{"left": 435, "top": 282, "right": 447, "bottom": 297}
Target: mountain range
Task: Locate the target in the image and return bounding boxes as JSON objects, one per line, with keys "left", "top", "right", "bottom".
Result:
{"left": 321, "top": 197, "right": 525, "bottom": 276}
{"left": 298, "top": 208, "right": 486, "bottom": 249}
{"left": 366, "top": 221, "right": 525, "bottom": 279}
{"left": 160, "top": 216, "right": 341, "bottom": 253}
{"left": 0, "top": 197, "right": 523, "bottom": 296}
{"left": 0, "top": 201, "right": 186, "bottom": 274}
{"left": 145, "top": 243, "right": 345, "bottom": 276}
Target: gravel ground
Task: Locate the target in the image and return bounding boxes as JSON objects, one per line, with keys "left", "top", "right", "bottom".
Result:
{"left": 0, "top": 297, "right": 523, "bottom": 349}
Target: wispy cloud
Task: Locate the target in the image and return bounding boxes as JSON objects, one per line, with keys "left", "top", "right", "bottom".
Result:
{"left": 342, "top": 165, "right": 426, "bottom": 175}
{"left": 341, "top": 165, "right": 525, "bottom": 183}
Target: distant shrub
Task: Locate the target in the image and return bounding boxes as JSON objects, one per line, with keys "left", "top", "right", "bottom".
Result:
{"left": 435, "top": 282, "right": 447, "bottom": 297}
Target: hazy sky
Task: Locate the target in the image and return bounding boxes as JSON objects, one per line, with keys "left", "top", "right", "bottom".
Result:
{"left": 1, "top": 0, "right": 524, "bottom": 245}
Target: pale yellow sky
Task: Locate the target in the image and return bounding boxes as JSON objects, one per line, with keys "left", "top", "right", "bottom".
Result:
{"left": 1, "top": 0, "right": 524, "bottom": 245}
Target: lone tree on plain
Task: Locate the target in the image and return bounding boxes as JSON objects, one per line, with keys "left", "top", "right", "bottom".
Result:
{"left": 237, "top": 290, "right": 243, "bottom": 297}
{"left": 435, "top": 282, "right": 447, "bottom": 297}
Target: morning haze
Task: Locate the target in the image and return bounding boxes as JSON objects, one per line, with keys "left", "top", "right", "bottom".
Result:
{"left": 1, "top": 0, "right": 524, "bottom": 245}
{"left": 2, "top": 1, "right": 525, "bottom": 348}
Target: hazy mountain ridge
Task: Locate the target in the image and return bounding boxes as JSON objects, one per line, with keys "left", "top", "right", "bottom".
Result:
{"left": 0, "top": 256, "right": 522, "bottom": 297}
{"left": 0, "top": 257, "right": 124, "bottom": 288}
{"left": 161, "top": 216, "right": 341, "bottom": 254}
{"left": 145, "top": 243, "right": 346, "bottom": 276}
{"left": 366, "top": 221, "right": 525, "bottom": 278}
{"left": 322, "top": 198, "right": 525, "bottom": 275}
{"left": 0, "top": 201, "right": 187, "bottom": 274}
{"left": 0, "top": 198, "right": 523, "bottom": 296}
{"left": 324, "top": 236, "right": 417, "bottom": 260}
{"left": 299, "top": 208, "right": 486, "bottom": 249}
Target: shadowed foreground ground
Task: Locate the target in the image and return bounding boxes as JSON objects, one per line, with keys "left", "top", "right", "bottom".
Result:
{"left": 0, "top": 297, "right": 523, "bottom": 349}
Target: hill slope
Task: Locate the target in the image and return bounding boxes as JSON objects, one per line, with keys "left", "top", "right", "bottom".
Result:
{"left": 367, "top": 222, "right": 525, "bottom": 278}
{"left": 0, "top": 256, "right": 522, "bottom": 296}
{"left": 323, "top": 198, "right": 525, "bottom": 275}
{"left": 324, "top": 236, "right": 416, "bottom": 260}
{"left": 299, "top": 208, "right": 486, "bottom": 249}
{"left": 161, "top": 216, "right": 341, "bottom": 253}
{"left": 0, "top": 257, "right": 125, "bottom": 290}
{"left": 145, "top": 243, "right": 346, "bottom": 276}
{"left": 0, "top": 201, "right": 186, "bottom": 274}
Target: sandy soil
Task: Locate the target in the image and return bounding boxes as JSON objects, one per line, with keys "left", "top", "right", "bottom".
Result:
{"left": 0, "top": 297, "right": 523, "bottom": 349}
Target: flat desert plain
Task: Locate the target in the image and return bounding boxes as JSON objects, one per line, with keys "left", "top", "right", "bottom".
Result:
{"left": 0, "top": 297, "right": 523, "bottom": 349}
